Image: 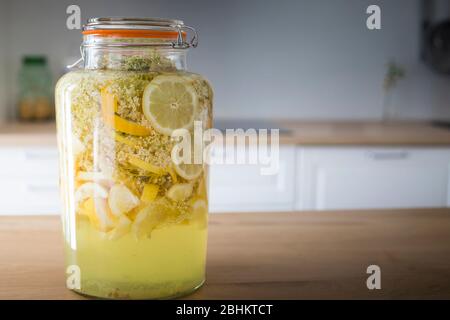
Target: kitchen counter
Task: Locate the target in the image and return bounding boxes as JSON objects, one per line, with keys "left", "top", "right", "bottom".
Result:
{"left": 2, "top": 121, "right": 450, "bottom": 146}
{"left": 1, "top": 208, "right": 450, "bottom": 299}
{"left": 0, "top": 122, "right": 56, "bottom": 146}
{"left": 278, "top": 120, "right": 450, "bottom": 145}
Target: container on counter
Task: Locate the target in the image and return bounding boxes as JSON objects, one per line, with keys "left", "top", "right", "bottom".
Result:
{"left": 18, "top": 56, "right": 53, "bottom": 121}
{"left": 55, "top": 18, "right": 213, "bottom": 299}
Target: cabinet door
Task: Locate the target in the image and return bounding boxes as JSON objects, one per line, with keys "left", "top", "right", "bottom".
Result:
{"left": 0, "top": 147, "right": 58, "bottom": 177}
{"left": 209, "top": 145, "right": 296, "bottom": 212}
{"left": 0, "top": 147, "right": 60, "bottom": 215}
{"left": 296, "top": 147, "right": 450, "bottom": 210}
{"left": 0, "top": 177, "right": 60, "bottom": 214}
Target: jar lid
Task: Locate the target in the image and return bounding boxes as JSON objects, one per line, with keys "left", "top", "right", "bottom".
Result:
{"left": 82, "top": 17, "right": 197, "bottom": 49}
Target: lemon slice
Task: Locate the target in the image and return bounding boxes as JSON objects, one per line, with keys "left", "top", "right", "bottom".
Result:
{"left": 94, "top": 198, "right": 116, "bottom": 231}
{"left": 101, "top": 88, "right": 151, "bottom": 136}
{"left": 196, "top": 176, "right": 208, "bottom": 198}
{"left": 112, "top": 116, "right": 152, "bottom": 136}
{"left": 172, "top": 136, "right": 204, "bottom": 180}
{"left": 191, "top": 198, "right": 208, "bottom": 229}
{"left": 167, "top": 166, "right": 178, "bottom": 183}
{"left": 77, "top": 171, "right": 111, "bottom": 183}
{"left": 166, "top": 183, "right": 193, "bottom": 201}
{"left": 72, "top": 134, "right": 85, "bottom": 158}
{"left": 74, "top": 182, "right": 108, "bottom": 209}
{"left": 115, "top": 133, "right": 136, "bottom": 147}
{"left": 108, "top": 215, "right": 132, "bottom": 240}
{"left": 108, "top": 184, "right": 140, "bottom": 217}
{"left": 141, "top": 184, "right": 159, "bottom": 202}
{"left": 142, "top": 75, "right": 198, "bottom": 135}
{"left": 132, "top": 202, "right": 167, "bottom": 239}
{"left": 174, "top": 163, "right": 203, "bottom": 180}
{"left": 128, "top": 156, "right": 165, "bottom": 175}
{"left": 79, "top": 197, "right": 115, "bottom": 232}
{"left": 79, "top": 198, "right": 101, "bottom": 228}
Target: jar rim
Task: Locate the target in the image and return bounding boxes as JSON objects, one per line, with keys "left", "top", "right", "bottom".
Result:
{"left": 82, "top": 17, "right": 197, "bottom": 49}
{"left": 83, "top": 17, "right": 184, "bottom": 34}
{"left": 85, "top": 17, "right": 184, "bottom": 28}
{"left": 82, "top": 29, "right": 184, "bottom": 39}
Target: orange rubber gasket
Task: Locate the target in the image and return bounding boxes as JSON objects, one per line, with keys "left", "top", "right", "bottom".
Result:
{"left": 82, "top": 29, "right": 185, "bottom": 39}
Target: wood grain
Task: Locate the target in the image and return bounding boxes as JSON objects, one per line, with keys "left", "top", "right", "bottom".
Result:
{"left": 1, "top": 209, "right": 450, "bottom": 299}
{"left": 0, "top": 122, "right": 56, "bottom": 146}
{"left": 279, "top": 120, "right": 450, "bottom": 145}
{"left": 2, "top": 121, "right": 450, "bottom": 146}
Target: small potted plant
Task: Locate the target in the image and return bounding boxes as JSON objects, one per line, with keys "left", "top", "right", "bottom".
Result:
{"left": 382, "top": 60, "right": 406, "bottom": 121}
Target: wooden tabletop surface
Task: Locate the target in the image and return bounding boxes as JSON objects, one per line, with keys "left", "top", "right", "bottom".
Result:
{"left": 0, "top": 122, "right": 56, "bottom": 146}
{"left": 2, "top": 121, "right": 450, "bottom": 146}
{"left": 279, "top": 120, "right": 450, "bottom": 145}
{"left": 1, "top": 209, "right": 450, "bottom": 300}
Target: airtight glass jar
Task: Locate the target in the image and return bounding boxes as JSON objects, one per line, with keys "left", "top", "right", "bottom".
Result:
{"left": 55, "top": 18, "right": 213, "bottom": 299}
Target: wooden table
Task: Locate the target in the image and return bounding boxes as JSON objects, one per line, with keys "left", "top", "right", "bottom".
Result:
{"left": 3, "top": 121, "right": 450, "bottom": 147}
{"left": 1, "top": 209, "right": 450, "bottom": 299}
{"left": 279, "top": 120, "right": 450, "bottom": 145}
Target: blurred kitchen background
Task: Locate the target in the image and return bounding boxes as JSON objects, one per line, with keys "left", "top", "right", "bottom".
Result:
{"left": 1, "top": 0, "right": 450, "bottom": 214}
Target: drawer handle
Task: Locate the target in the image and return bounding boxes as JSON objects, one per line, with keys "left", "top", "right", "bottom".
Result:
{"left": 367, "top": 150, "right": 409, "bottom": 160}
{"left": 24, "top": 151, "right": 57, "bottom": 160}
{"left": 27, "top": 185, "right": 58, "bottom": 193}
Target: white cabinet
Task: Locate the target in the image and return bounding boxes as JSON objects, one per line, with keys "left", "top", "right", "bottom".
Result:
{"left": 3, "top": 144, "right": 450, "bottom": 215}
{"left": 296, "top": 147, "right": 450, "bottom": 210}
{"left": 0, "top": 144, "right": 296, "bottom": 215}
{"left": 0, "top": 147, "right": 60, "bottom": 215}
{"left": 209, "top": 145, "right": 296, "bottom": 212}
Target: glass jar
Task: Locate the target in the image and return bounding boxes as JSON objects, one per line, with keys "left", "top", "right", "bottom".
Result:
{"left": 55, "top": 18, "right": 213, "bottom": 299}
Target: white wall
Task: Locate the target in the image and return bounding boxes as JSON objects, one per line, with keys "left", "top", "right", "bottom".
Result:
{"left": 1, "top": 0, "right": 450, "bottom": 121}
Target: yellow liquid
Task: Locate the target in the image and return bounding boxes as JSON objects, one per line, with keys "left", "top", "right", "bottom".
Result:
{"left": 66, "top": 219, "right": 207, "bottom": 299}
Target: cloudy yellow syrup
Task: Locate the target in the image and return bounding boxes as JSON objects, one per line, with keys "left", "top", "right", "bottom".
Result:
{"left": 56, "top": 53, "right": 212, "bottom": 299}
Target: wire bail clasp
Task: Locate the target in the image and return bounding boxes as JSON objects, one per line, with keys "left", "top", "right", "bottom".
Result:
{"left": 172, "top": 24, "right": 198, "bottom": 49}
{"left": 66, "top": 45, "right": 85, "bottom": 70}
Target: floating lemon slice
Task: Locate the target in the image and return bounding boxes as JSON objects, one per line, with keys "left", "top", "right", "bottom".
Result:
{"left": 167, "top": 183, "right": 193, "bottom": 201}
{"left": 172, "top": 136, "right": 204, "bottom": 180}
{"left": 141, "top": 184, "right": 159, "bottom": 202}
{"left": 94, "top": 198, "right": 116, "bottom": 231}
{"left": 77, "top": 171, "right": 111, "bottom": 182}
{"left": 74, "top": 182, "right": 108, "bottom": 209}
{"left": 108, "top": 184, "right": 140, "bottom": 217}
{"left": 142, "top": 75, "right": 198, "bottom": 136}
{"left": 112, "top": 116, "right": 152, "bottom": 136}
{"left": 128, "top": 156, "right": 165, "bottom": 175}
{"left": 191, "top": 198, "right": 208, "bottom": 229}
{"left": 196, "top": 176, "right": 208, "bottom": 198}
{"left": 108, "top": 215, "right": 132, "bottom": 240}
{"left": 72, "top": 134, "right": 85, "bottom": 158}
{"left": 79, "top": 197, "right": 115, "bottom": 232}
{"left": 174, "top": 163, "right": 203, "bottom": 181}
{"left": 115, "top": 133, "right": 136, "bottom": 147}
{"left": 167, "top": 166, "right": 178, "bottom": 183}
{"left": 132, "top": 202, "right": 167, "bottom": 239}
{"left": 101, "top": 88, "right": 151, "bottom": 136}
